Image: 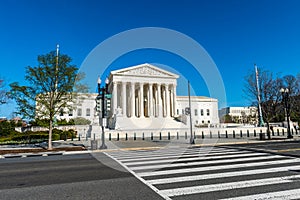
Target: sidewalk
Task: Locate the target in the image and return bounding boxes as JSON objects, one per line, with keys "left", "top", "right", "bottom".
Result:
{"left": 76, "top": 135, "right": 300, "bottom": 151}
{"left": 1, "top": 135, "right": 299, "bottom": 158}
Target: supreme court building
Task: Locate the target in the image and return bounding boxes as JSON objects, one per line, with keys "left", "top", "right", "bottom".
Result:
{"left": 55, "top": 63, "right": 219, "bottom": 130}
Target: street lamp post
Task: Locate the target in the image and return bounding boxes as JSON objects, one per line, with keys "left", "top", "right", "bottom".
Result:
{"left": 97, "top": 76, "right": 109, "bottom": 149}
{"left": 280, "top": 88, "right": 293, "bottom": 139}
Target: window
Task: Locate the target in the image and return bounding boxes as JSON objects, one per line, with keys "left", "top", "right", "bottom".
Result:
{"left": 208, "top": 120, "right": 210, "bottom": 124}
{"left": 207, "top": 109, "right": 210, "bottom": 116}
{"left": 202, "top": 120, "right": 204, "bottom": 124}
{"left": 86, "top": 108, "right": 90, "bottom": 116}
{"left": 68, "top": 110, "right": 73, "bottom": 116}
{"left": 201, "top": 109, "right": 204, "bottom": 116}
{"left": 77, "top": 108, "right": 82, "bottom": 116}
{"left": 194, "top": 109, "right": 198, "bottom": 116}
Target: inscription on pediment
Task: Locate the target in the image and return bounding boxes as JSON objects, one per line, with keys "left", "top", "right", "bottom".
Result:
{"left": 120, "top": 66, "right": 170, "bottom": 77}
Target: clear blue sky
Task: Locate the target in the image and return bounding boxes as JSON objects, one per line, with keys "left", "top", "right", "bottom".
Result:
{"left": 1, "top": 0, "right": 300, "bottom": 118}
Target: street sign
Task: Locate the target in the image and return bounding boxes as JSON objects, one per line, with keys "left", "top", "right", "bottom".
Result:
{"left": 105, "top": 94, "right": 112, "bottom": 98}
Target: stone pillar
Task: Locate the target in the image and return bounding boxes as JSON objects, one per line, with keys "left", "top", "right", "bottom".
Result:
{"left": 162, "top": 85, "right": 166, "bottom": 117}
{"left": 166, "top": 84, "right": 170, "bottom": 117}
{"left": 172, "top": 84, "right": 177, "bottom": 117}
{"left": 149, "top": 83, "right": 153, "bottom": 117}
{"left": 113, "top": 82, "right": 118, "bottom": 114}
{"left": 122, "top": 82, "right": 127, "bottom": 117}
{"left": 157, "top": 84, "right": 161, "bottom": 118}
{"left": 139, "top": 83, "right": 144, "bottom": 118}
{"left": 131, "top": 82, "right": 135, "bottom": 117}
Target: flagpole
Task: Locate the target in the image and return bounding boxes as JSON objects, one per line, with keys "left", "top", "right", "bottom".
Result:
{"left": 255, "top": 64, "right": 264, "bottom": 127}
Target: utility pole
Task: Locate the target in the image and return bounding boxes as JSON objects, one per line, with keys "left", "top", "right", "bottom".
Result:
{"left": 188, "top": 80, "right": 194, "bottom": 144}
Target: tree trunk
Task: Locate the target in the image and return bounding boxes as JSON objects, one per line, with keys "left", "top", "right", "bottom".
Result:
{"left": 48, "top": 120, "right": 53, "bottom": 150}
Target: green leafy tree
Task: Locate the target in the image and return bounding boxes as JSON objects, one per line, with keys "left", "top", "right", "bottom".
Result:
{"left": 9, "top": 50, "right": 88, "bottom": 149}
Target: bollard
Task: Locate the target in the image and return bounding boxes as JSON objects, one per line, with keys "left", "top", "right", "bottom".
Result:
{"left": 240, "top": 130, "right": 243, "bottom": 138}
{"left": 247, "top": 130, "right": 249, "bottom": 137}
{"left": 194, "top": 131, "right": 196, "bottom": 139}
{"left": 225, "top": 130, "right": 228, "bottom": 138}
{"left": 71, "top": 132, "right": 74, "bottom": 141}
{"left": 177, "top": 132, "right": 179, "bottom": 140}
{"left": 117, "top": 133, "right": 119, "bottom": 141}
{"left": 78, "top": 134, "right": 81, "bottom": 141}
{"left": 151, "top": 132, "right": 153, "bottom": 140}
{"left": 86, "top": 134, "right": 88, "bottom": 141}
{"left": 254, "top": 130, "right": 256, "bottom": 137}
{"left": 134, "top": 132, "right": 136, "bottom": 140}
{"left": 109, "top": 133, "right": 111, "bottom": 141}
{"left": 142, "top": 132, "right": 145, "bottom": 140}
{"left": 218, "top": 131, "right": 220, "bottom": 138}
{"left": 259, "top": 129, "right": 265, "bottom": 140}
{"left": 277, "top": 129, "right": 280, "bottom": 136}
{"left": 282, "top": 129, "right": 284, "bottom": 136}
{"left": 93, "top": 133, "right": 95, "bottom": 141}
{"left": 185, "top": 132, "right": 187, "bottom": 139}
{"left": 159, "top": 132, "right": 162, "bottom": 140}
{"left": 292, "top": 129, "right": 294, "bottom": 135}
{"left": 210, "top": 131, "right": 212, "bottom": 138}
{"left": 91, "top": 140, "right": 98, "bottom": 150}
{"left": 202, "top": 131, "right": 204, "bottom": 139}
{"left": 233, "top": 130, "right": 235, "bottom": 138}
{"left": 125, "top": 133, "right": 128, "bottom": 140}
{"left": 296, "top": 129, "right": 298, "bottom": 135}
{"left": 168, "top": 132, "right": 170, "bottom": 140}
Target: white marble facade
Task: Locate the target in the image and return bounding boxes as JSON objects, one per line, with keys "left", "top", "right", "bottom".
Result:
{"left": 52, "top": 63, "right": 220, "bottom": 130}
{"left": 107, "top": 63, "right": 178, "bottom": 119}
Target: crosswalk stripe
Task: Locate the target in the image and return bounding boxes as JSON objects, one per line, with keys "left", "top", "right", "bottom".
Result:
{"left": 137, "top": 158, "right": 300, "bottom": 177}
{"left": 148, "top": 165, "right": 300, "bottom": 184}
{"left": 159, "top": 174, "right": 300, "bottom": 197}
{"left": 109, "top": 147, "right": 236, "bottom": 160}
{"left": 219, "top": 188, "right": 300, "bottom": 200}
{"left": 119, "top": 150, "right": 250, "bottom": 162}
{"left": 130, "top": 155, "right": 282, "bottom": 171}
{"left": 125, "top": 152, "right": 269, "bottom": 166}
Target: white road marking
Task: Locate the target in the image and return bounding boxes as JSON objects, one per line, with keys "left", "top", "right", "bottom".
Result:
{"left": 160, "top": 174, "right": 300, "bottom": 197}
{"left": 148, "top": 165, "right": 300, "bottom": 184}
{"left": 137, "top": 158, "right": 300, "bottom": 177}
{"left": 219, "top": 188, "right": 300, "bottom": 200}
{"left": 119, "top": 150, "right": 250, "bottom": 162}
{"left": 125, "top": 152, "right": 268, "bottom": 166}
{"left": 130, "top": 155, "right": 282, "bottom": 171}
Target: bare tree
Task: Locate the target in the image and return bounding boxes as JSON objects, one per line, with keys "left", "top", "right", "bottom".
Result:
{"left": 0, "top": 79, "right": 8, "bottom": 105}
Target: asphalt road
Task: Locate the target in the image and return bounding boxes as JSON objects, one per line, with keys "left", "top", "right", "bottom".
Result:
{"left": 0, "top": 153, "right": 164, "bottom": 200}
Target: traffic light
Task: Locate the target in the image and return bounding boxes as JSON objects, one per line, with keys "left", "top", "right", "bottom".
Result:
{"left": 95, "top": 96, "right": 101, "bottom": 112}
{"left": 185, "top": 107, "right": 190, "bottom": 115}
{"left": 105, "top": 98, "right": 111, "bottom": 112}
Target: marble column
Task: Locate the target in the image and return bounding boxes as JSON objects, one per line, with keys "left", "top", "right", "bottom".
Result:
{"left": 131, "top": 82, "right": 135, "bottom": 117}
{"left": 172, "top": 84, "right": 177, "bottom": 117}
{"left": 122, "top": 82, "right": 127, "bottom": 117}
{"left": 113, "top": 82, "right": 118, "bottom": 114}
{"left": 139, "top": 83, "right": 144, "bottom": 117}
{"left": 157, "top": 84, "right": 161, "bottom": 118}
{"left": 166, "top": 84, "right": 170, "bottom": 117}
{"left": 149, "top": 83, "right": 153, "bottom": 117}
{"left": 162, "top": 85, "right": 166, "bottom": 117}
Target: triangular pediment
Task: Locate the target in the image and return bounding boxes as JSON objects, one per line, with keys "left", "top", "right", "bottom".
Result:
{"left": 111, "top": 63, "right": 179, "bottom": 78}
